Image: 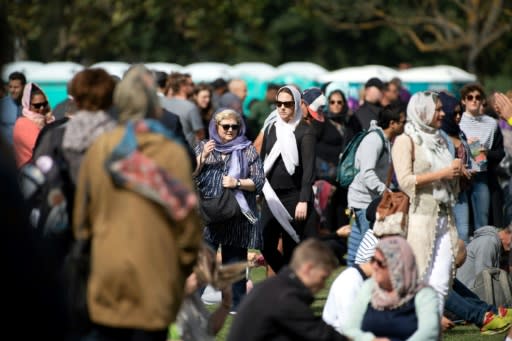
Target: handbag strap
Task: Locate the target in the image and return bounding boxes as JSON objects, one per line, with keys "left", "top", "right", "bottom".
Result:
{"left": 385, "top": 135, "right": 415, "bottom": 187}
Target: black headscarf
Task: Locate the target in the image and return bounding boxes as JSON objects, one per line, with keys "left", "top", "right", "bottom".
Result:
{"left": 439, "top": 92, "right": 461, "bottom": 137}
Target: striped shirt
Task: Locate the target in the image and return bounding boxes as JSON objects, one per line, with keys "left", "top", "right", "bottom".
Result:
{"left": 355, "top": 229, "right": 379, "bottom": 264}
{"left": 459, "top": 112, "right": 498, "bottom": 152}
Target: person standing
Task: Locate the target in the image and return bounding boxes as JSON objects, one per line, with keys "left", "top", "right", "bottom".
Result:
{"left": 459, "top": 83, "right": 504, "bottom": 230}
{"left": 392, "top": 91, "right": 462, "bottom": 316}
{"left": 259, "top": 85, "right": 316, "bottom": 273}
{"left": 346, "top": 104, "right": 406, "bottom": 266}
{"left": 73, "top": 66, "right": 202, "bottom": 341}
{"left": 354, "top": 77, "right": 384, "bottom": 130}
{"left": 0, "top": 71, "right": 26, "bottom": 144}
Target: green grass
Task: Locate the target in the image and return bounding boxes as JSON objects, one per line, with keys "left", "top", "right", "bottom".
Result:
{"left": 209, "top": 265, "right": 508, "bottom": 341}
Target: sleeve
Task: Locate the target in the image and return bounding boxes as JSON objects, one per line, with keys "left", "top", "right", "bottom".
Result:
{"left": 488, "top": 126, "right": 505, "bottom": 169}
{"left": 276, "top": 292, "right": 348, "bottom": 341}
{"left": 358, "top": 132, "right": 387, "bottom": 195}
{"left": 189, "top": 106, "right": 204, "bottom": 132}
{"left": 246, "top": 145, "right": 265, "bottom": 194}
{"left": 473, "top": 238, "right": 501, "bottom": 275}
{"left": 407, "top": 287, "right": 440, "bottom": 341}
{"left": 343, "top": 279, "right": 376, "bottom": 341}
{"left": 392, "top": 134, "right": 416, "bottom": 198}
{"left": 299, "top": 129, "right": 316, "bottom": 202}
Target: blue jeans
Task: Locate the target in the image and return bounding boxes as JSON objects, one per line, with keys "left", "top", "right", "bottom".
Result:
{"left": 452, "top": 191, "right": 470, "bottom": 244}
{"left": 445, "top": 278, "right": 496, "bottom": 327}
{"left": 347, "top": 209, "right": 369, "bottom": 267}
{"left": 206, "top": 241, "right": 247, "bottom": 312}
{"left": 469, "top": 172, "right": 490, "bottom": 230}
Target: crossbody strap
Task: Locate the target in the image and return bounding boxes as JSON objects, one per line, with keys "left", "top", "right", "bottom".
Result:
{"left": 385, "top": 135, "right": 415, "bottom": 187}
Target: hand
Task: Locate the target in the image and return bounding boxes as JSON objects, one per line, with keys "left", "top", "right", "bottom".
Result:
{"left": 222, "top": 175, "right": 237, "bottom": 189}
{"left": 202, "top": 140, "right": 215, "bottom": 160}
{"left": 461, "top": 166, "right": 472, "bottom": 180}
{"left": 443, "top": 158, "right": 462, "bottom": 180}
{"left": 494, "top": 92, "right": 512, "bottom": 121}
{"left": 294, "top": 202, "right": 307, "bottom": 221}
{"left": 336, "top": 224, "right": 351, "bottom": 238}
{"left": 441, "top": 316, "right": 455, "bottom": 331}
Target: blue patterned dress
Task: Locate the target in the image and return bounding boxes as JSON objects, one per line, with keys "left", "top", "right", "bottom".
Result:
{"left": 194, "top": 140, "right": 265, "bottom": 249}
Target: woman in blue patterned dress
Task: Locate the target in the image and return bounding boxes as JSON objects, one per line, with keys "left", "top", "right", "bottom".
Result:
{"left": 194, "top": 108, "right": 265, "bottom": 312}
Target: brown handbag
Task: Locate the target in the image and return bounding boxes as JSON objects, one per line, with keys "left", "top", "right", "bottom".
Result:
{"left": 373, "top": 136, "right": 414, "bottom": 237}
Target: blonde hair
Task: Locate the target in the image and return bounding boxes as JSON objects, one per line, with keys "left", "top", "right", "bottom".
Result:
{"left": 114, "top": 65, "right": 161, "bottom": 123}
{"left": 214, "top": 108, "right": 241, "bottom": 125}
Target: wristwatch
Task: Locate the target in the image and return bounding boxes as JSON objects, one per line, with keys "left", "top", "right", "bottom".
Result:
{"left": 236, "top": 179, "right": 241, "bottom": 188}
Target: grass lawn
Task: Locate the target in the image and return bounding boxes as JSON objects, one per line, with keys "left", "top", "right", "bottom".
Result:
{"left": 209, "top": 265, "right": 508, "bottom": 341}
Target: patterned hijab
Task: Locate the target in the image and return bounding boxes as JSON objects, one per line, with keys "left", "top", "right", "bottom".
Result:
{"left": 404, "top": 91, "right": 456, "bottom": 205}
{"left": 371, "top": 236, "right": 424, "bottom": 310}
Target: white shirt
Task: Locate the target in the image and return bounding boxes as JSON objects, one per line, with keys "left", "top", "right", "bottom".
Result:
{"left": 322, "top": 266, "right": 367, "bottom": 333}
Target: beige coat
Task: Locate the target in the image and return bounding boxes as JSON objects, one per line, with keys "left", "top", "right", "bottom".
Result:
{"left": 392, "top": 134, "right": 459, "bottom": 279}
{"left": 73, "top": 126, "right": 202, "bottom": 330}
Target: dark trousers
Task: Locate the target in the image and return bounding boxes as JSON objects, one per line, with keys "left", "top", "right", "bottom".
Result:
{"left": 206, "top": 241, "right": 247, "bottom": 311}
{"left": 261, "top": 190, "right": 314, "bottom": 273}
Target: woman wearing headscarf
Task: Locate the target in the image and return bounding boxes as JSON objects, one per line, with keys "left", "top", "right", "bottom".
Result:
{"left": 73, "top": 65, "right": 202, "bottom": 341}
{"left": 259, "top": 85, "right": 316, "bottom": 273}
{"left": 193, "top": 108, "right": 265, "bottom": 313}
{"left": 439, "top": 92, "right": 475, "bottom": 244}
{"left": 345, "top": 236, "right": 440, "bottom": 341}
{"left": 391, "top": 91, "right": 462, "bottom": 316}
{"left": 13, "top": 82, "right": 55, "bottom": 167}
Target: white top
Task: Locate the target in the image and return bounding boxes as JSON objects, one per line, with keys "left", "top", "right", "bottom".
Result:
{"left": 322, "top": 266, "right": 366, "bottom": 333}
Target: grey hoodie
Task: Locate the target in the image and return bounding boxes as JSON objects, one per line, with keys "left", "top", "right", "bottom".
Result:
{"left": 456, "top": 225, "right": 501, "bottom": 289}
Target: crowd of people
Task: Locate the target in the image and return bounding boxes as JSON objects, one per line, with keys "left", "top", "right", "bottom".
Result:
{"left": 1, "top": 64, "right": 512, "bottom": 341}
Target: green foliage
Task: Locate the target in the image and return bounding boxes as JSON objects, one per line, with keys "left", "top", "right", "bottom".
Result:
{"left": 6, "top": 0, "right": 512, "bottom": 79}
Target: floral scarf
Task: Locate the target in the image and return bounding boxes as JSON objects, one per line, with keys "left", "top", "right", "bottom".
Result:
{"left": 371, "top": 236, "right": 425, "bottom": 310}
{"left": 105, "top": 119, "right": 197, "bottom": 221}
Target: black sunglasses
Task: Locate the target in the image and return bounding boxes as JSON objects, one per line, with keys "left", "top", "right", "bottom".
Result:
{"left": 31, "top": 101, "right": 48, "bottom": 109}
{"left": 275, "top": 101, "right": 294, "bottom": 109}
{"left": 466, "top": 94, "right": 482, "bottom": 102}
{"left": 329, "top": 100, "right": 343, "bottom": 105}
{"left": 220, "top": 124, "right": 240, "bottom": 131}
{"left": 370, "top": 256, "right": 387, "bottom": 269}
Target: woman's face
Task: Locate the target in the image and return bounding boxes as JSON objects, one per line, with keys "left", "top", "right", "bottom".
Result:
{"left": 430, "top": 99, "right": 445, "bottom": 129}
{"left": 462, "top": 90, "right": 483, "bottom": 115}
{"left": 195, "top": 89, "right": 211, "bottom": 110}
{"left": 371, "top": 250, "right": 393, "bottom": 291}
{"left": 454, "top": 104, "right": 463, "bottom": 125}
{"left": 30, "top": 93, "right": 49, "bottom": 115}
{"left": 217, "top": 117, "right": 240, "bottom": 143}
{"left": 328, "top": 92, "right": 344, "bottom": 115}
{"left": 276, "top": 91, "right": 295, "bottom": 123}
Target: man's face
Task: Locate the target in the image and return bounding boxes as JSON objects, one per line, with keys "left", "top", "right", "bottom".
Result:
{"left": 462, "top": 90, "right": 483, "bottom": 115}
{"left": 384, "top": 83, "right": 399, "bottom": 102}
{"left": 233, "top": 81, "right": 247, "bottom": 102}
{"left": 391, "top": 112, "right": 406, "bottom": 136}
{"left": 184, "top": 76, "right": 195, "bottom": 97}
{"left": 8, "top": 79, "right": 24, "bottom": 102}
{"left": 301, "top": 263, "right": 331, "bottom": 294}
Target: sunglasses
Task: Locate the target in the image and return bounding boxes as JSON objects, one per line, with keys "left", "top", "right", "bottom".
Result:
{"left": 31, "top": 101, "right": 48, "bottom": 109}
{"left": 275, "top": 101, "right": 294, "bottom": 109}
{"left": 329, "top": 100, "right": 343, "bottom": 105}
{"left": 220, "top": 124, "right": 239, "bottom": 131}
{"left": 466, "top": 94, "right": 482, "bottom": 102}
{"left": 370, "top": 256, "right": 387, "bottom": 269}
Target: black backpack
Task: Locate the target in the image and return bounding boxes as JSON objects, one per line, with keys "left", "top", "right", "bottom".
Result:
{"left": 19, "top": 120, "right": 75, "bottom": 236}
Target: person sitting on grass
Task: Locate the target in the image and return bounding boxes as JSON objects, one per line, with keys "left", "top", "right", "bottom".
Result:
{"left": 227, "top": 238, "right": 348, "bottom": 341}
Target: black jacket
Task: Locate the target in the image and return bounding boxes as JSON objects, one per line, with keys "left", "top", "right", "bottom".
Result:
{"left": 354, "top": 101, "right": 382, "bottom": 130}
{"left": 227, "top": 267, "right": 347, "bottom": 341}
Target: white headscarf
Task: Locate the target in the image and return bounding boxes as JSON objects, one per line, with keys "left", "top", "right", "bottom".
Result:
{"left": 405, "top": 91, "right": 457, "bottom": 205}
{"left": 263, "top": 85, "right": 302, "bottom": 175}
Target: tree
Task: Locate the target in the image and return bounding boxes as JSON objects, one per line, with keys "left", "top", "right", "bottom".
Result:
{"left": 302, "top": 0, "right": 512, "bottom": 74}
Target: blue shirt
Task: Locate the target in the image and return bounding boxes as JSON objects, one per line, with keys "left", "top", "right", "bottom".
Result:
{"left": 0, "top": 96, "right": 22, "bottom": 144}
